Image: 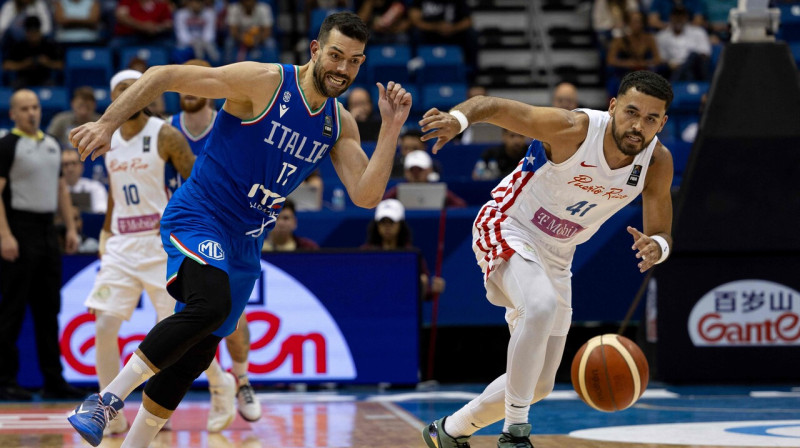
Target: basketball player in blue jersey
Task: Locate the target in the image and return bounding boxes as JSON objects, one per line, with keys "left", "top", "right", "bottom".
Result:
{"left": 166, "top": 58, "right": 263, "bottom": 432}
{"left": 417, "top": 71, "right": 674, "bottom": 448}
{"left": 67, "top": 12, "right": 412, "bottom": 447}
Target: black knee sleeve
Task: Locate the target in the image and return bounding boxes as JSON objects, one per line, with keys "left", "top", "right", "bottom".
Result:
{"left": 143, "top": 334, "right": 222, "bottom": 411}
{"left": 138, "top": 260, "right": 231, "bottom": 368}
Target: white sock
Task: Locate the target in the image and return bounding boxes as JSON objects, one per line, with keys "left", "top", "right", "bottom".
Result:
{"left": 231, "top": 361, "right": 249, "bottom": 385}
{"left": 502, "top": 401, "right": 529, "bottom": 432}
{"left": 120, "top": 404, "right": 168, "bottom": 448}
{"left": 93, "top": 312, "right": 123, "bottom": 390}
{"left": 101, "top": 353, "right": 155, "bottom": 401}
{"left": 205, "top": 358, "right": 225, "bottom": 387}
{"left": 444, "top": 406, "right": 485, "bottom": 438}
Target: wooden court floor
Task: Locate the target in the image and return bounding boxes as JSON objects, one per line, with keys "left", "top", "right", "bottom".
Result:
{"left": 0, "top": 386, "right": 796, "bottom": 448}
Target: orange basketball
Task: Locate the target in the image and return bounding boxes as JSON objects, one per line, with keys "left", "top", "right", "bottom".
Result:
{"left": 570, "top": 333, "right": 649, "bottom": 412}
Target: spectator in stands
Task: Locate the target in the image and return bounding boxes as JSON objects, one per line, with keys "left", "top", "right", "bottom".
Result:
{"left": 591, "top": 0, "right": 639, "bottom": 46}
{"left": 225, "top": 0, "right": 277, "bottom": 64}
{"left": 1, "top": 16, "right": 63, "bottom": 89}
{"left": 551, "top": 82, "right": 579, "bottom": 110}
{"left": 112, "top": 0, "right": 173, "bottom": 48}
{"left": 47, "top": 86, "right": 101, "bottom": 149}
{"left": 357, "top": 0, "right": 410, "bottom": 44}
{"left": 174, "top": 0, "right": 220, "bottom": 64}
{"left": 384, "top": 150, "right": 467, "bottom": 207}
{"left": 696, "top": 0, "right": 736, "bottom": 43}
{"left": 408, "top": 0, "right": 478, "bottom": 82}
{"left": 61, "top": 149, "right": 107, "bottom": 214}
{"left": 347, "top": 87, "right": 381, "bottom": 142}
{"left": 53, "top": 0, "right": 102, "bottom": 44}
{"left": 361, "top": 198, "right": 446, "bottom": 299}
{"left": 656, "top": 6, "right": 711, "bottom": 81}
{"left": 0, "top": 0, "right": 52, "bottom": 41}
{"left": 606, "top": 11, "right": 663, "bottom": 95}
{"left": 391, "top": 129, "right": 441, "bottom": 178}
{"left": 56, "top": 205, "right": 100, "bottom": 253}
{"left": 647, "top": 0, "right": 703, "bottom": 31}
{"left": 262, "top": 199, "right": 319, "bottom": 251}
{"left": 472, "top": 129, "right": 530, "bottom": 180}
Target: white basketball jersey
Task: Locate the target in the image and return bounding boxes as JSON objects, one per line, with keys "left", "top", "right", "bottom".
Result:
{"left": 473, "top": 109, "right": 658, "bottom": 279}
{"left": 106, "top": 116, "right": 169, "bottom": 236}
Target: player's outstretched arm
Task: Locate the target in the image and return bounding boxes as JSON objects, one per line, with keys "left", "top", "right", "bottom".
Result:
{"left": 419, "top": 95, "right": 582, "bottom": 154}
{"left": 628, "top": 142, "right": 674, "bottom": 273}
{"left": 70, "top": 62, "right": 279, "bottom": 161}
{"left": 330, "top": 81, "right": 412, "bottom": 208}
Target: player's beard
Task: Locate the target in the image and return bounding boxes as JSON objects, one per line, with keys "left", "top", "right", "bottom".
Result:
{"left": 181, "top": 96, "right": 207, "bottom": 113}
{"left": 611, "top": 115, "right": 650, "bottom": 156}
{"left": 312, "top": 60, "right": 351, "bottom": 98}
{"left": 127, "top": 110, "right": 144, "bottom": 121}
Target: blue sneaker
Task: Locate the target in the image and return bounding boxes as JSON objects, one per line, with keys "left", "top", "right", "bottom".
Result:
{"left": 67, "top": 392, "right": 124, "bottom": 447}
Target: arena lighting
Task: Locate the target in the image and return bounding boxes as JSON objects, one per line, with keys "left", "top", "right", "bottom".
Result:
{"left": 729, "top": 0, "right": 780, "bottom": 42}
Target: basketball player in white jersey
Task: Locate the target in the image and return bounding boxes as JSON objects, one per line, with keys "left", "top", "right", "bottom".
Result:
{"left": 418, "top": 71, "right": 675, "bottom": 448}
{"left": 83, "top": 69, "right": 195, "bottom": 435}
{"left": 166, "top": 59, "right": 262, "bottom": 431}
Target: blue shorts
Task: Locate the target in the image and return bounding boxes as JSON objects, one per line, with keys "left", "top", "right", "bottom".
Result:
{"left": 160, "top": 193, "right": 263, "bottom": 337}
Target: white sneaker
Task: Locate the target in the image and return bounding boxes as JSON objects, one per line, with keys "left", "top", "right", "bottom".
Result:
{"left": 103, "top": 411, "right": 128, "bottom": 436}
{"left": 236, "top": 382, "right": 262, "bottom": 422}
{"left": 207, "top": 372, "right": 236, "bottom": 432}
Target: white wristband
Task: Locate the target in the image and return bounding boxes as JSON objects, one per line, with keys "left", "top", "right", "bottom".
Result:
{"left": 449, "top": 110, "right": 469, "bottom": 134}
{"left": 650, "top": 235, "right": 670, "bottom": 264}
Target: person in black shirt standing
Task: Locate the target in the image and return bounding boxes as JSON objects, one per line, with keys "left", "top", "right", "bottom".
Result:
{"left": 0, "top": 89, "right": 82, "bottom": 401}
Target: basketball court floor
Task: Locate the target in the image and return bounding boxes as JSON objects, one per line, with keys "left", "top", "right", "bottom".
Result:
{"left": 0, "top": 382, "right": 798, "bottom": 447}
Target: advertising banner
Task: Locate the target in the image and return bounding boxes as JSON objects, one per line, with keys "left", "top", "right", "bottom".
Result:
{"left": 57, "top": 251, "right": 420, "bottom": 385}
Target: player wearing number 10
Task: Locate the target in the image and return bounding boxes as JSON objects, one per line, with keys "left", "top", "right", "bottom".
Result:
{"left": 418, "top": 70, "right": 675, "bottom": 448}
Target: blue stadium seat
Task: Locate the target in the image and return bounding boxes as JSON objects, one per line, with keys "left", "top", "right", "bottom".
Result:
{"left": 0, "top": 87, "right": 13, "bottom": 131}
{"left": 421, "top": 84, "right": 467, "bottom": 112}
{"left": 789, "top": 41, "right": 800, "bottom": 67}
{"left": 309, "top": 8, "right": 344, "bottom": 40}
{"left": 32, "top": 87, "right": 69, "bottom": 127}
{"left": 366, "top": 44, "right": 412, "bottom": 85}
{"left": 777, "top": 4, "right": 800, "bottom": 42}
{"left": 93, "top": 87, "right": 111, "bottom": 113}
{"left": 65, "top": 47, "right": 113, "bottom": 91}
{"left": 670, "top": 81, "right": 709, "bottom": 113}
{"left": 118, "top": 46, "right": 170, "bottom": 71}
{"left": 415, "top": 45, "right": 465, "bottom": 85}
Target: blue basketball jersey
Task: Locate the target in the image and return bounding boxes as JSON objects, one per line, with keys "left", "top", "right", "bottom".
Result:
{"left": 177, "top": 64, "right": 341, "bottom": 237}
{"left": 165, "top": 110, "right": 217, "bottom": 194}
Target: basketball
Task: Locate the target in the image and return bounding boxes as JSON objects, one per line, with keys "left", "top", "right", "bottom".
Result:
{"left": 571, "top": 333, "right": 649, "bottom": 412}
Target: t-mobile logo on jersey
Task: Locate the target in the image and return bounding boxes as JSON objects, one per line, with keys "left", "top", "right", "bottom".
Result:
{"left": 532, "top": 207, "right": 585, "bottom": 239}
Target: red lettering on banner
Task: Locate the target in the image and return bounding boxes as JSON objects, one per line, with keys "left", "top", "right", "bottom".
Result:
{"left": 63, "top": 310, "right": 328, "bottom": 377}
{"left": 697, "top": 312, "right": 800, "bottom": 343}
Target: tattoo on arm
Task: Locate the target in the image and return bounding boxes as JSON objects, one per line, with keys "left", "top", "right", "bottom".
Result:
{"left": 159, "top": 125, "right": 196, "bottom": 180}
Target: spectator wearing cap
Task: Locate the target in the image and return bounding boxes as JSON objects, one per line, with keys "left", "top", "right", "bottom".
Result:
{"left": 262, "top": 199, "right": 319, "bottom": 251}
{"left": 390, "top": 129, "right": 441, "bottom": 178}
{"left": 361, "top": 198, "right": 445, "bottom": 300}
{"left": 1, "top": 16, "right": 64, "bottom": 89}
{"left": 383, "top": 150, "right": 467, "bottom": 207}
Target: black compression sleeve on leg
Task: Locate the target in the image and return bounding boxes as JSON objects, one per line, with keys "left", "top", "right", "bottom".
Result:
{"left": 138, "top": 259, "right": 232, "bottom": 369}
{"left": 143, "top": 333, "right": 222, "bottom": 411}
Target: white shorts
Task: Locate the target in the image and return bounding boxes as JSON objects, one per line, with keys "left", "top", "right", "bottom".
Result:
{"left": 84, "top": 233, "right": 175, "bottom": 321}
{"left": 485, "top": 252, "right": 573, "bottom": 336}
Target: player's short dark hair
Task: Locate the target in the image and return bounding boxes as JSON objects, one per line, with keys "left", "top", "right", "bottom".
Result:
{"left": 24, "top": 15, "right": 41, "bottom": 31}
{"left": 318, "top": 11, "right": 369, "bottom": 45}
{"left": 618, "top": 70, "right": 674, "bottom": 111}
